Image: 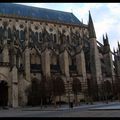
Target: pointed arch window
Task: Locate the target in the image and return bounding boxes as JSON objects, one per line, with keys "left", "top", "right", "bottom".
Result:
{"left": 16, "top": 30, "right": 19, "bottom": 39}
{"left": 35, "top": 32, "right": 38, "bottom": 41}
{"left": 39, "top": 32, "right": 42, "bottom": 42}
{"left": 19, "top": 30, "right": 25, "bottom": 42}
{"left": 0, "top": 52, "right": 2, "bottom": 62}
{"left": 54, "top": 34, "right": 56, "bottom": 43}
{"left": 0, "top": 27, "right": 3, "bottom": 40}
{"left": 50, "top": 33, "right": 53, "bottom": 41}
{"left": 31, "top": 31, "right": 34, "bottom": 42}
{"left": 67, "top": 35, "right": 69, "bottom": 43}
{"left": 8, "top": 28, "right": 12, "bottom": 39}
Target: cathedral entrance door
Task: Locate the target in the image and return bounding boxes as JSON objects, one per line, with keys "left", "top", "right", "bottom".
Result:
{"left": 0, "top": 80, "right": 8, "bottom": 107}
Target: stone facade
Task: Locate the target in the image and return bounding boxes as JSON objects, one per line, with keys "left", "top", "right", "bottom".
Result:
{"left": 0, "top": 4, "right": 119, "bottom": 107}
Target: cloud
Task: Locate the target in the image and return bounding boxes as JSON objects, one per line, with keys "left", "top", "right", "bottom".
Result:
{"left": 15, "top": 3, "right": 47, "bottom": 8}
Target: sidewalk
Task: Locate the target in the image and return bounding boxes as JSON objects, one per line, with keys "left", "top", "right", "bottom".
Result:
{"left": 0, "top": 101, "right": 120, "bottom": 111}
{"left": 21, "top": 101, "right": 120, "bottom": 111}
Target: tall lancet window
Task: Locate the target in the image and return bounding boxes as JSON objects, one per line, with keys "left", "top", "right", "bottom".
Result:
{"left": 31, "top": 31, "right": 34, "bottom": 42}
{"left": 0, "top": 52, "right": 2, "bottom": 62}
{"left": 16, "top": 51, "right": 19, "bottom": 68}
{"left": 67, "top": 35, "right": 69, "bottom": 43}
{"left": 39, "top": 32, "right": 42, "bottom": 42}
{"left": 8, "top": 28, "right": 12, "bottom": 40}
{"left": 17, "top": 30, "right": 25, "bottom": 48}
{"left": 16, "top": 30, "right": 19, "bottom": 39}
{"left": 54, "top": 34, "right": 56, "bottom": 43}
{"left": 50, "top": 33, "right": 53, "bottom": 41}
{"left": 35, "top": 32, "right": 38, "bottom": 41}
{"left": 0, "top": 27, "right": 3, "bottom": 42}
{"left": 19, "top": 30, "right": 25, "bottom": 41}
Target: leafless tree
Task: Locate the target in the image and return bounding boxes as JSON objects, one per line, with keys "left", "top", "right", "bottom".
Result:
{"left": 50, "top": 76, "right": 65, "bottom": 107}
{"left": 25, "top": 75, "right": 65, "bottom": 107}
{"left": 25, "top": 76, "right": 48, "bottom": 107}
{"left": 26, "top": 78, "right": 41, "bottom": 106}
{"left": 104, "top": 80, "right": 112, "bottom": 102}
{"left": 72, "top": 78, "right": 82, "bottom": 106}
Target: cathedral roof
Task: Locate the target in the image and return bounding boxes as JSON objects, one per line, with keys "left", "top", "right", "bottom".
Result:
{"left": 0, "top": 3, "right": 82, "bottom": 26}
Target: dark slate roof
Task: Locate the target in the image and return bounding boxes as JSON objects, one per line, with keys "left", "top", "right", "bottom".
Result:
{"left": 0, "top": 3, "right": 82, "bottom": 26}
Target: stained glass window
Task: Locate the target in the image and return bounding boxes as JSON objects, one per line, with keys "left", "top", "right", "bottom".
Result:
{"left": 8, "top": 28, "right": 12, "bottom": 39}
{"left": 19, "top": 30, "right": 25, "bottom": 42}
{"left": 39, "top": 32, "right": 42, "bottom": 42}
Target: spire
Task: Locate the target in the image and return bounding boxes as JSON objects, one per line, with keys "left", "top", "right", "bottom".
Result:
{"left": 103, "top": 33, "right": 109, "bottom": 46}
{"left": 113, "top": 47, "right": 115, "bottom": 54}
{"left": 118, "top": 41, "right": 120, "bottom": 52}
{"left": 103, "top": 34, "right": 105, "bottom": 40}
{"left": 118, "top": 41, "right": 120, "bottom": 47}
{"left": 103, "top": 34, "right": 106, "bottom": 45}
{"left": 106, "top": 33, "right": 108, "bottom": 40}
{"left": 88, "top": 10, "right": 96, "bottom": 38}
{"left": 106, "top": 33, "right": 109, "bottom": 45}
{"left": 117, "top": 49, "right": 119, "bottom": 55}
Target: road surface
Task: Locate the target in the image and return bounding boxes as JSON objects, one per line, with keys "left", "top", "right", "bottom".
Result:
{"left": 0, "top": 102, "right": 120, "bottom": 117}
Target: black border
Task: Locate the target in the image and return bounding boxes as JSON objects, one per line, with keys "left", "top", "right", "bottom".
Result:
{"left": 0, "top": 0, "right": 119, "bottom": 3}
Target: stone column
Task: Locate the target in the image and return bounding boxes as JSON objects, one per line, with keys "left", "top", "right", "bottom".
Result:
{"left": 88, "top": 11, "right": 102, "bottom": 100}
{"left": 104, "top": 52, "right": 115, "bottom": 81}
{"left": 90, "top": 37, "right": 102, "bottom": 101}
{"left": 116, "top": 57, "right": 120, "bottom": 77}
{"left": 24, "top": 47, "right": 30, "bottom": 82}
{"left": 90, "top": 38, "right": 102, "bottom": 84}
{"left": 18, "top": 73, "right": 30, "bottom": 106}
{"left": 2, "top": 40, "right": 9, "bottom": 63}
{"left": 41, "top": 48, "right": 50, "bottom": 77}
{"left": 11, "top": 66, "right": 18, "bottom": 108}
{"left": 59, "top": 49, "right": 69, "bottom": 77}
{"left": 76, "top": 49, "right": 87, "bottom": 90}
{"left": 24, "top": 21, "right": 31, "bottom": 82}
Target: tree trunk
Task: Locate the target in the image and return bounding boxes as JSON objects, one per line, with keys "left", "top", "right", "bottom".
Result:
{"left": 76, "top": 93, "right": 78, "bottom": 106}
{"left": 74, "top": 94, "right": 77, "bottom": 106}
{"left": 41, "top": 98, "right": 43, "bottom": 109}
{"left": 75, "top": 93, "right": 78, "bottom": 106}
{"left": 54, "top": 96, "right": 56, "bottom": 108}
{"left": 59, "top": 95, "right": 61, "bottom": 107}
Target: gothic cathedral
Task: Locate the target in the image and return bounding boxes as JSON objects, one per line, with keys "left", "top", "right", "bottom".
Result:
{"left": 0, "top": 3, "right": 119, "bottom": 107}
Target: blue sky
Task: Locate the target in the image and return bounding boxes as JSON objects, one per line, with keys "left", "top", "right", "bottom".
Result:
{"left": 17, "top": 3, "right": 120, "bottom": 51}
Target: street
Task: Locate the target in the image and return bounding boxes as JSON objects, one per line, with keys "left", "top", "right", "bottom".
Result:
{"left": 0, "top": 102, "right": 120, "bottom": 117}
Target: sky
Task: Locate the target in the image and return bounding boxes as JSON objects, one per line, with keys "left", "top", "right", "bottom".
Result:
{"left": 16, "top": 3, "right": 120, "bottom": 51}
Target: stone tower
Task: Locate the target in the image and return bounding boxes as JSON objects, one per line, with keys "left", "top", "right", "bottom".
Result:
{"left": 103, "top": 34, "right": 115, "bottom": 83}
{"left": 88, "top": 11, "right": 102, "bottom": 100}
{"left": 114, "top": 42, "right": 120, "bottom": 79}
